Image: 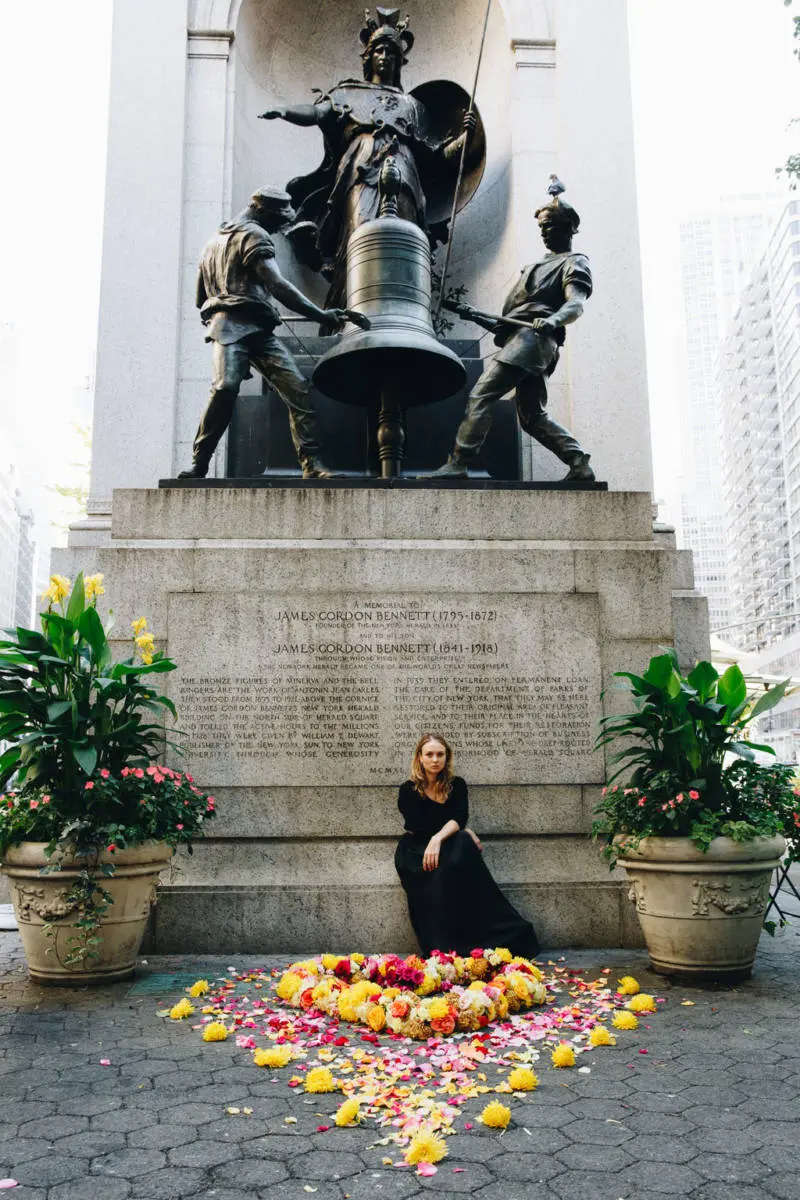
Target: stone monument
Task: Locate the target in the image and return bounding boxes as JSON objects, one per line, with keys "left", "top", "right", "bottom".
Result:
{"left": 53, "top": 0, "right": 710, "bottom": 952}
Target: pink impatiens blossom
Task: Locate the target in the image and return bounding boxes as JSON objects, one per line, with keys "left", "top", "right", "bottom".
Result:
{"left": 29, "top": 800, "right": 39, "bottom": 809}
{"left": 85, "top": 782, "right": 94, "bottom": 790}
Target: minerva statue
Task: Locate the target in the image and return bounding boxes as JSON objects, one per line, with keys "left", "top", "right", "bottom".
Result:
{"left": 259, "top": 6, "right": 482, "bottom": 306}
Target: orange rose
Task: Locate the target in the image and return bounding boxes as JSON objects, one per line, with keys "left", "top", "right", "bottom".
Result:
{"left": 390, "top": 998, "right": 410, "bottom": 1018}
{"left": 299, "top": 988, "right": 316, "bottom": 1010}
{"left": 430, "top": 1014, "right": 456, "bottom": 1035}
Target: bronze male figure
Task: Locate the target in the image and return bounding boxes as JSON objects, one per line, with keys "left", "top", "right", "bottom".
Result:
{"left": 179, "top": 187, "right": 349, "bottom": 480}
{"left": 434, "top": 197, "right": 595, "bottom": 481}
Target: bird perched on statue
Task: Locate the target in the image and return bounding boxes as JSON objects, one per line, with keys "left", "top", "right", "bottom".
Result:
{"left": 547, "top": 174, "right": 566, "bottom": 198}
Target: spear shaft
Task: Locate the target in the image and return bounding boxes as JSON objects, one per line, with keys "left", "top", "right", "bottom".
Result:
{"left": 435, "top": 0, "right": 493, "bottom": 319}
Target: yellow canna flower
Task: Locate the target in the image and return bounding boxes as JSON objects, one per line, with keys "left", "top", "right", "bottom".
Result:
{"left": 617, "top": 975, "right": 640, "bottom": 995}
{"left": 479, "top": 1100, "right": 512, "bottom": 1129}
{"left": 131, "top": 617, "right": 148, "bottom": 636}
{"left": 304, "top": 1067, "right": 336, "bottom": 1093}
{"left": 169, "top": 998, "right": 194, "bottom": 1020}
{"left": 188, "top": 979, "right": 210, "bottom": 997}
{"left": 588, "top": 1025, "right": 616, "bottom": 1047}
{"left": 84, "top": 573, "right": 105, "bottom": 602}
{"left": 508, "top": 1066, "right": 539, "bottom": 1091}
{"left": 202, "top": 1022, "right": 229, "bottom": 1042}
{"left": 612, "top": 1010, "right": 639, "bottom": 1031}
{"left": 551, "top": 1042, "right": 576, "bottom": 1067}
{"left": 42, "top": 574, "right": 71, "bottom": 606}
{"left": 334, "top": 1098, "right": 361, "bottom": 1127}
{"left": 405, "top": 1126, "right": 448, "bottom": 1164}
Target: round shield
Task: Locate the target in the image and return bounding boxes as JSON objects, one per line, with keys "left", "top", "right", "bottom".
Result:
{"left": 410, "top": 79, "right": 487, "bottom": 225}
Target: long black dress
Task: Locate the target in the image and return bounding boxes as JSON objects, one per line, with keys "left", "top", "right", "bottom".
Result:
{"left": 394, "top": 777, "right": 539, "bottom": 958}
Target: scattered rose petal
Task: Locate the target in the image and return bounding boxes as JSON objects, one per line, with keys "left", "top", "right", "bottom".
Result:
{"left": 578, "top": 1066, "right": 591, "bottom": 1073}
{"left": 284, "top": 1116, "right": 297, "bottom": 1125}
{"left": 316, "top": 1125, "right": 331, "bottom": 1132}
{"left": 303, "top": 1187, "right": 318, "bottom": 1193}
{"left": 243, "top": 1107, "right": 253, "bottom": 1115}
{"left": 638, "top": 1048, "right": 649, "bottom": 1054}
{"left": 226, "top": 1107, "right": 240, "bottom": 1115}
{"left": 0, "top": 1183, "right": 18, "bottom": 1190}
{"left": 416, "top": 1163, "right": 438, "bottom": 1177}
{"left": 99, "top": 1059, "right": 111, "bottom": 1066}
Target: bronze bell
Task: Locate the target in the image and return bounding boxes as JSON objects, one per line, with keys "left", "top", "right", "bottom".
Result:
{"left": 313, "top": 162, "right": 465, "bottom": 477}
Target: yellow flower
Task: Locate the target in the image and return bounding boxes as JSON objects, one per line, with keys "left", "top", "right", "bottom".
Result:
{"left": 551, "top": 1042, "right": 576, "bottom": 1067}
{"left": 366, "top": 1004, "right": 386, "bottom": 1032}
{"left": 201, "top": 1005, "right": 217, "bottom": 1015}
{"left": 135, "top": 632, "right": 156, "bottom": 666}
{"left": 293, "top": 959, "right": 320, "bottom": 975}
{"left": 405, "top": 1127, "right": 448, "bottom": 1164}
{"left": 428, "top": 997, "right": 451, "bottom": 1020}
{"left": 202, "top": 1022, "right": 229, "bottom": 1041}
{"left": 626, "top": 993, "right": 657, "bottom": 1013}
{"left": 480, "top": 1101, "right": 512, "bottom": 1129}
{"left": 617, "top": 975, "right": 640, "bottom": 995}
{"left": 131, "top": 617, "right": 148, "bottom": 635}
{"left": 588, "top": 1025, "right": 616, "bottom": 1047}
{"left": 334, "top": 1098, "right": 361, "bottom": 1127}
{"left": 304, "top": 1067, "right": 336, "bottom": 1093}
{"left": 42, "top": 574, "right": 71, "bottom": 605}
{"left": 253, "top": 1045, "right": 293, "bottom": 1069}
{"left": 84, "top": 573, "right": 105, "bottom": 602}
{"left": 188, "top": 979, "right": 210, "bottom": 997}
{"left": 417, "top": 973, "right": 437, "bottom": 996}
{"left": 321, "top": 954, "right": 340, "bottom": 971}
{"left": 612, "top": 1010, "right": 639, "bottom": 1031}
{"left": 276, "top": 971, "right": 305, "bottom": 1001}
{"left": 169, "top": 998, "right": 194, "bottom": 1020}
{"left": 493, "top": 947, "right": 513, "bottom": 962}
{"left": 508, "top": 1066, "right": 539, "bottom": 1091}
{"left": 351, "top": 953, "right": 365, "bottom": 965}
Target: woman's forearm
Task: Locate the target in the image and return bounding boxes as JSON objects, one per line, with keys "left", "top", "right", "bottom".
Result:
{"left": 432, "top": 819, "right": 461, "bottom": 844}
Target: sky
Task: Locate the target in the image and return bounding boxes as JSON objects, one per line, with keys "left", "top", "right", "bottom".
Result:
{"left": 0, "top": 0, "right": 797, "bottom": 562}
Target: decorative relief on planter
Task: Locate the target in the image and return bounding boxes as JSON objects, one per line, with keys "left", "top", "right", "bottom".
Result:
{"left": 690, "top": 876, "right": 771, "bottom": 917}
{"left": 627, "top": 880, "right": 647, "bottom": 913}
{"left": 14, "top": 885, "right": 80, "bottom": 923}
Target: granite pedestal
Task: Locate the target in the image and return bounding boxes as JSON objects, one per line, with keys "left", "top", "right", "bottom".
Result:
{"left": 53, "top": 485, "right": 709, "bottom": 952}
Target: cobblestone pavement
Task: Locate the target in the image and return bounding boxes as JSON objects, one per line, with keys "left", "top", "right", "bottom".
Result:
{"left": 1, "top": 927, "right": 799, "bottom": 1200}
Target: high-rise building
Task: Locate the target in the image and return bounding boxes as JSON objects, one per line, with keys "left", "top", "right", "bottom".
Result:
{"left": 677, "top": 194, "right": 783, "bottom": 633}
{"left": 715, "top": 198, "right": 800, "bottom": 760}
{"left": 0, "top": 464, "right": 37, "bottom": 630}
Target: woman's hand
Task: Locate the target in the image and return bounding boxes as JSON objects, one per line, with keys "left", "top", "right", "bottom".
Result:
{"left": 423, "top": 835, "right": 441, "bottom": 871}
{"left": 465, "top": 826, "right": 483, "bottom": 852}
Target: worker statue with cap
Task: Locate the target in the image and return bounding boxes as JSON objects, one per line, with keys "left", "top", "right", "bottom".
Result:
{"left": 434, "top": 193, "right": 595, "bottom": 481}
{"left": 179, "top": 186, "right": 350, "bottom": 479}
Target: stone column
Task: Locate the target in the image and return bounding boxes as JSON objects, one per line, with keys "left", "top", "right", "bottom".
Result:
{"left": 87, "top": 0, "right": 189, "bottom": 520}
{"left": 174, "top": 22, "right": 237, "bottom": 477}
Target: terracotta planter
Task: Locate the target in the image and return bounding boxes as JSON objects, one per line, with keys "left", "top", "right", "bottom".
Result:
{"left": 2, "top": 841, "right": 173, "bottom": 985}
{"left": 616, "top": 834, "right": 785, "bottom": 981}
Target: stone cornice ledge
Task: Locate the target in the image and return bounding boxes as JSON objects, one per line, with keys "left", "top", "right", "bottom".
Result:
{"left": 511, "top": 38, "right": 556, "bottom": 68}
{"left": 187, "top": 28, "right": 234, "bottom": 60}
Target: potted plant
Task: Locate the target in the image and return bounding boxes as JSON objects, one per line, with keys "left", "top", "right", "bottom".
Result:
{"left": 592, "top": 649, "right": 798, "bottom": 980}
{"left": 0, "top": 572, "right": 215, "bottom": 984}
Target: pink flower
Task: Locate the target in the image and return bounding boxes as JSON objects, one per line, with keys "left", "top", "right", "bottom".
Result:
{"left": 41, "top": 795, "right": 51, "bottom": 805}
{"left": 134, "top": 768, "right": 144, "bottom": 779}
{"left": 637, "top": 797, "right": 647, "bottom": 807}
{"left": 676, "top": 793, "right": 684, "bottom": 802}
{"left": 176, "top": 823, "right": 184, "bottom": 831}
{"left": 689, "top": 789, "right": 700, "bottom": 800}
{"left": 85, "top": 782, "right": 94, "bottom": 790}
{"left": 153, "top": 774, "right": 163, "bottom": 784}
{"left": 107, "top": 843, "right": 117, "bottom": 852}
{"left": 121, "top": 767, "right": 130, "bottom": 777}
{"left": 146, "top": 766, "right": 158, "bottom": 776}
{"left": 99, "top": 769, "right": 110, "bottom": 779}
{"left": 29, "top": 800, "right": 39, "bottom": 810}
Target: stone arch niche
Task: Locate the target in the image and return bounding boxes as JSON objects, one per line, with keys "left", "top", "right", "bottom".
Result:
{"left": 231, "top": 0, "right": 516, "bottom": 308}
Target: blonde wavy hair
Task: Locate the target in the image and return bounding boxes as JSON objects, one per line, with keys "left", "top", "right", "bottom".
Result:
{"left": 410, "top": 732, "right": 454, "bottom": 800}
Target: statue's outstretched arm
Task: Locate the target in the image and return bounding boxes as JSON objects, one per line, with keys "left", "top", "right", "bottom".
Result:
{"left": 530, "top": 281, "right": 589, "bottom": 335}
{"left": 258, "top": 100, "right": 332, "bottom": 127}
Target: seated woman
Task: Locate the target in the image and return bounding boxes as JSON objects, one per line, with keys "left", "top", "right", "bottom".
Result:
{"left": 394, "top": 732, "right": 539, "bottom": 959}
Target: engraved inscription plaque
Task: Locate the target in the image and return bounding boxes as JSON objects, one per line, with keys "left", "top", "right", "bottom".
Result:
{"left": 168, "top": 593, "right": 604, "bottom": 786}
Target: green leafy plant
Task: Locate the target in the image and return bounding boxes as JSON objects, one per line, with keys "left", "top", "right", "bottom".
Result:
{"left": 0, "top": 571, "right": 179, "bottom": 793}
{"left": 0, "top": 573, "right": 216, "bottom": 967}
{"left": 592, "top": 649, "right": 798, "bottom": 865}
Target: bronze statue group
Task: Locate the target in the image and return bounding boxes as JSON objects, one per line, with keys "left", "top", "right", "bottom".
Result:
{"left": 178, "top": 7, "right": 589, "bottom": 954}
